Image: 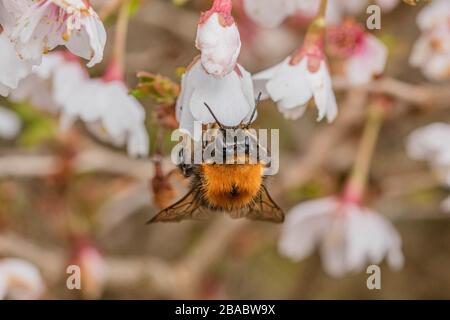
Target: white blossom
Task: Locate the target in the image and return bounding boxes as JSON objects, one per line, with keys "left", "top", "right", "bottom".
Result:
{"left": 407, "top": 123, "right": 450, "bottom": 171}
{"left": 345, "top": 34, "right": 387, "bottom": 85}
{"left": 176, "top": 58, "right": 255, "bottom": 140}
{"left": 9, "top": 0, "right": 106, "bottom": 67}
{"left": 55, "top": 71, "right": 150, "bottom": 157}
{"left": 407, "top": 123, "right": 450, "bottom": 188}
{"left": 278, "top": 197, "right": 404, "bottom": 278}
{"left": 407, "top": 123, "right": 450, "bottom": 213}
{"left": 410, "top": 0, "right": 450, "bottom": 81}
{"left": 9, "top": 52, "right": 66, "bottom": 111}
{"left": 253, "top": 54, "right": 338, "bottom": 121}
{"left": 327, "top": 22, "right": 388, "bottom": 85}
{"left": 0, "top": 258, "right": 45, "bottom": 300}
{"left": 416, "top": 0, "right": 450, "bottom": 31}
{"left": 196, "top": 8, "right": 241, "bottom": 77}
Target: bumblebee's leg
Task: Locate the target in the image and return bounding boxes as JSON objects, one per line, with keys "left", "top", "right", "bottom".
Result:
{"left": 178, "top": 148, "right": 195, "bottom": 177}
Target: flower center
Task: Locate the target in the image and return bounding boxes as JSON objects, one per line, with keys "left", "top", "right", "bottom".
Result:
{"left": 327, "top": 20, "right": 365, "bottom": 59}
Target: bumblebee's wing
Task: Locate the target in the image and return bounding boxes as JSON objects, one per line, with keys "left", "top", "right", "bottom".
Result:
{"left": 244, "top": 185, "right": 284, "bottom": 223}
{"left": 147, "top": 189, "right": 209, "bottom": 223}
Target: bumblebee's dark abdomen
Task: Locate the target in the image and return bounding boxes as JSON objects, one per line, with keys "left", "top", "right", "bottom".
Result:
{"left": 198, "top": 163, "right": 264, "bottom": 211}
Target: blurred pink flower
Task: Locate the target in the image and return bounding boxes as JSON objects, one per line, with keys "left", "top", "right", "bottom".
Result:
{"left": 278, "top": 196, "right": 404, "bottom": 278}
{"left": 253, "top": 39, "right": 338, "bottom": 121}
{"left": 407, "top": 123, "right": 450, "bottom": 187}
{"left": 407, "top": 122, "right": 450, "bottom": 214}
{"left": 196, "top": 0, "right": 241, "bottom": 77}
{"left": 176, "top": 59, "right": 255, "bottom": 140}
{"left": 9, "top": 0, "right": 106, "bottom": 67}
{"left": 71, "top": 240, "right": 105, "bottom": 300}
{"left": 9, "top": 52, "right": 66, "bottom": 111}
{"left": 242, "top": 0, "right": 400, "bottom": 28}
{"left": 410, "top": 0, "right": 450, "bottom": 81}
{"left": 328, "top": 21, "right": 388, "bottom": 85}
{"left": 55, "top": 60, "right": 150, "bottom": 158}
{"left": 0, "top": 258, "right": 45, "bottom": 300}
{"left": 415, "top": 0, "right": 450, "bottom": 31}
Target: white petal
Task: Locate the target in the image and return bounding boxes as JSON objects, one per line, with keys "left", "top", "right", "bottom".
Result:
{"left": 406, "top": 123, "right": 450, "bottom": 162}
{"left": 127, "top": 126, "right": 150, "bottom": 158}
{"left": 268, "top": 61, "right": 313, "bottom": 111}
{"left": 278, "top": 197, "right": 338, "bottom": 261}
{"left": 252, "top": 60, "right": 285, "bottom": 100}
{"left": 189, "top": 61, "right": 253, "bottom": 127}
{"left": 53, "top": 61, "right": 89, "bottom": 108}
{"left": 59, "top": 79, "right": 149, "bottom": 157}
{"left": 65, "top": 14, "right": 107, "bottom": 68}
{"left": 176, "top": 66, "right": 201, "bottom": 140}
{"left": 345, "top": 34, "right": 388, "bottom": 86}
{"left": 320, "top": 214, "right": 350, "bottom": 278}
{"left": 0, "top": 34, "right": 34, "bottom": 95}
{"left": 278, "top": 104, "right": 307, "bottom": 120}
{"left": 196, "top": 13, "right": 241, "bottom": 77}
{"left": 0, "top": 106, "right": 21, "bottom": 139}
{"left": 307, "top": 61, "right": 338, "bottom": 122}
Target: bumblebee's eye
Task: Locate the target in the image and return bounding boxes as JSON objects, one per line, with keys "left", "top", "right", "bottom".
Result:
{"left": 230, "top": 185, "right": 239, "bottom": 197}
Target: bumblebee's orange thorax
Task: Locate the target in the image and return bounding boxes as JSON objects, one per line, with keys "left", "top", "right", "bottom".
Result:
{"left": 200, "top": 163, "right": 264, "bottom": 211}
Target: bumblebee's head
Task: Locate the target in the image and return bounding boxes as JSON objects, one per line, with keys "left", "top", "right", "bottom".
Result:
{"left": 201, "top": 163, "right": 264, "bottom": 211}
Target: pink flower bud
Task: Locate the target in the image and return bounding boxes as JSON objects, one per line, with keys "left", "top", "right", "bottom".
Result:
{"left": 70, "top": 239, "right": 106, "bottom": 300}
{"left": 196, "top": 0, "right": 241, "bottom": 77}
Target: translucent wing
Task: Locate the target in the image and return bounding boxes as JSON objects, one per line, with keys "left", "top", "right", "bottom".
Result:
{"left": 147, "top": 189, "right": 210, "bottom": 223}
{"left": 230, "top": 185, "right": 284, "bottom": 223}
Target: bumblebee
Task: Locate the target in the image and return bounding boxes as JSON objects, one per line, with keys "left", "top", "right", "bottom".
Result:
{"left": 148, "top": 100, "right": 284, "bottom": 224}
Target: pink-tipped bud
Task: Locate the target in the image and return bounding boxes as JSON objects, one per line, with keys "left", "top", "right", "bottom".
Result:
{"left": 70, "top": 238, "right": 106, "bottom": 300}
{"left": 199, "top": 0, "right": 234, "bottom": 26}
{"left": 196, "top": 0, "right": 241, "bottom": 77}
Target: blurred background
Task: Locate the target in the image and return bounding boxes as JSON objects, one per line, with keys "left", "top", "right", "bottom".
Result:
{"left": 0, "top": 0, "right": 449, "bottom": 299}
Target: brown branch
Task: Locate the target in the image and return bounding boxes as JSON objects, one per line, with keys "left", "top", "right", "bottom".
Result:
{"left": 0, "top": 146, "right": 174, "bottom": 181}
{"left": 333, "top": 77, "right": 450, "bottom": 109}
{"left": 280, "top": 90, "right": 368, "bottom": 191}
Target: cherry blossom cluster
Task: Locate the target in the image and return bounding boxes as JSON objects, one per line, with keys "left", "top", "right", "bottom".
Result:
{"left": 0, "top": 1, "right": 150, "bottom": 157}
{"left": 410, "top": 0, "right": 450, "bottom": 81}
{"left": 407, "top": 123, "right": 450, "bottom": 213}
{"left": 0, "top": 0, "right": 106, "bottom": 96}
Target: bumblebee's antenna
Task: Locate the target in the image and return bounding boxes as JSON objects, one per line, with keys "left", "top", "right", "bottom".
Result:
{"left": 246, "top": 92, "right": 262, "bottom": 127}
{"left": 204, "top": 102, "right": 225, "bottom": 129}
